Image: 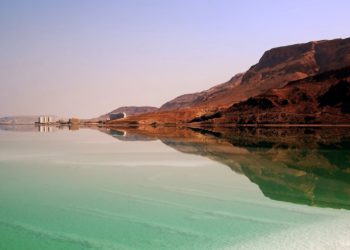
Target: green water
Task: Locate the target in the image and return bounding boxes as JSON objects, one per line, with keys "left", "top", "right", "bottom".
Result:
{"left": 1, "top": 128, "right": 350, "bottom": 250}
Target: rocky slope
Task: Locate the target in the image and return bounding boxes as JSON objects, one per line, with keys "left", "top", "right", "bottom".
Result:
{"left": 162, "top": 38, "right": 350, "bottom": 111}
{"left": 109, "top": 37, "right": 350, "bottom": 125}
{"left": 212, "top": 66, "right": 350, "bottom": 124}
{"left": 160, "top": 73, "right": 243, "bottom": 110}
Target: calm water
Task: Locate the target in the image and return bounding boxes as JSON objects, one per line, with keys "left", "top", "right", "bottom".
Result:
{"left": 1, "top": 126, "right": 350, "bottom": 250}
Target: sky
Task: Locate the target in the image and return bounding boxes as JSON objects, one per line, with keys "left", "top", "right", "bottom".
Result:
{"left": 1, "top": 0, "right": 350, "bottom": 118}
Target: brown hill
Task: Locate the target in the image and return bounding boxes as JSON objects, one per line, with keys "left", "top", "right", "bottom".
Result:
{"left": 160, "top": 73, "right": 243, "bottom": 110}
{"left": 109, "top": 38, "right": 350, "bottom": 125}
{"left": 161, "top": 38, "right": 350, "bottom": 111}
{"left": 212, "top": 66, "right": 350, "bottom": 124}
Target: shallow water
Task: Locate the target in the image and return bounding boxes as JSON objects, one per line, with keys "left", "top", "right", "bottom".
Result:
{"left": 0, "top": 127, "right": 350, "bottom": 250}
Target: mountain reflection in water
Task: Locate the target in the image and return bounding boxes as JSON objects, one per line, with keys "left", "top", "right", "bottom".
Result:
{"left": 1, "top": 124, "right": 350, "bottom": 210}
{"left": 100, "top": 126, "right": 350, "bottom": 210}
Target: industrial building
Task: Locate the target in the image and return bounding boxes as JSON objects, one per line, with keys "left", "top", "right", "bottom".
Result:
{"left": 38, "top": 116, "right": 53, "bottom": 124}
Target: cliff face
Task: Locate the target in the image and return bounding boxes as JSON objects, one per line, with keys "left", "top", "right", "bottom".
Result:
{"left": 109, "top": 38, "right": 350, "bottom": 125}
{"left": 216, "top": 67, "right": 350, "bottom": 124}
{"left": 240, "top": 38, "right": 350, "bottom": 92}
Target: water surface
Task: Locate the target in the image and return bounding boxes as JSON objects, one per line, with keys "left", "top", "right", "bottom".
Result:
{"left": 1, "top": 126, "right": 350, "bottom": 250}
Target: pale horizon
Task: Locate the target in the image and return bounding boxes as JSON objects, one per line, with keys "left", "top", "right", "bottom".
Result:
{"left": 1, "top": 0, "right": 350, "bottom": 119}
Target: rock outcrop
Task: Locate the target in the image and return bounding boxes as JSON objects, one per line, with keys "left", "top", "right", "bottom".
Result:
{"left": 215, "top": 67, "right": 350, "bottom": 124}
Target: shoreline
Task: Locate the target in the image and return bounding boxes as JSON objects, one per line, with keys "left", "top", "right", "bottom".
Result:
{"left": 3, "top": 122, "right": 350, "bottom": 128}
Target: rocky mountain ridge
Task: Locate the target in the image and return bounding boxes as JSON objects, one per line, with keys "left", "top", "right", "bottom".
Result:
{"left": 206, "top": 66, "right": 350, "bottom": 124}
{"left": 108, "top": 37, "right": 350, "bottom": 125}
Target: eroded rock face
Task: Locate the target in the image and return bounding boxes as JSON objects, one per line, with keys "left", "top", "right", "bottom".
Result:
{"left": 241, "top": 41, "right": 318, "bottom": 89}
{"left": 318, "top": 80, "right": 350, "bottom": 114}
{"left": 242, "top": 38, "right": 350, "bottom": 87}
{"left": 218, "top": 67, "right": 350, "bottom": 124}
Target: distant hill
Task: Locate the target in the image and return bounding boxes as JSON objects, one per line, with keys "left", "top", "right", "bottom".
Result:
{"left": 0, "top": 116, "right": 57, "bottom": 125}
{"left": 96, "top": 106, "right": 158, "bottom": 121}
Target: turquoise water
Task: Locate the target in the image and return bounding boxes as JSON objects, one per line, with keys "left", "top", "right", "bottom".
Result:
{"left": 0, "top": 128, "right": 350, "bottom": 250}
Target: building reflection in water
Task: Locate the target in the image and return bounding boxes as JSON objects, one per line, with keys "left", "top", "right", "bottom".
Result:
{"left": 38, "top": 125, "right": 54, "bottom": 133}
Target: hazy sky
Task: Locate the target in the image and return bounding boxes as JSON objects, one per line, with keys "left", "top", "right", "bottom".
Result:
{"left": 1, "top": 0, "right": 350, "bottom": 118}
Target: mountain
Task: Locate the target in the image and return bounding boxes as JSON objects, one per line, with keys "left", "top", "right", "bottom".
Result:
{"left": 212, "top": 66, "right": 350, "bottom": 124}
{"left": 161, "top": 38, "right": 350, "bottom": 111}
{"left": 160, "top": 73, "right": 243, "bottom": 110}
{"left": 108, "top": 37, "right": 350, "bottom": 125}
{"left": 240, "top": 38, "right": 350, "bottom": 91}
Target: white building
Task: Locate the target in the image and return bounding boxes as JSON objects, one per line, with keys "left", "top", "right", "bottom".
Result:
{"left": 38, "top": 116, "right": 53, "bottom": 124}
